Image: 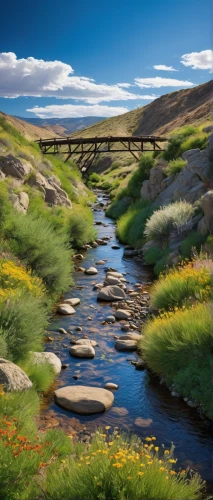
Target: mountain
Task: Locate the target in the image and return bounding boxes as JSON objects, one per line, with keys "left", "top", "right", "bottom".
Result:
{"left": 70, "top": 80, "right": 213, "bottom": 172}
{"left": 15, "top": 116, "right": 105, "bottom": 136}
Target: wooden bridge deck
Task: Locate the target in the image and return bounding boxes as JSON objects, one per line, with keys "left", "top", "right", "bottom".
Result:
{"left": 36, "top": 135, "right": 167, "bottom": 171}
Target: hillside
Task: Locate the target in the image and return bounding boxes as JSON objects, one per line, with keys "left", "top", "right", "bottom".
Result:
{"left": 17, "top": 116, "right": 105, "bottom": 136}
{"left": 71, "top": 80, "right": 213, "bottom": 172}
{"left": 0, "top": 111, "right": 58, "bottom": 141}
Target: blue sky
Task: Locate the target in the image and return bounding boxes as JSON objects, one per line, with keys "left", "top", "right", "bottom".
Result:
{"left": 0, "top": 0, "right": 212, "bottom": 119}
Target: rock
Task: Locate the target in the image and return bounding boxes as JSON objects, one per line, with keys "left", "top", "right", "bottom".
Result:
{"left": 135, "top": 360, "right": 146, "bottom": 370}
{"left": 201, "top": 190, "right": 213, "bottom": 234}
{"left": 97, "top": 285, "right": 126, "bottom": 302}
{"left": 78, "top": 267, "right": 86, "bottom": 272}
{"left": 93, "top": 283, "right": 103, "bottom": 290}
{"left": 69, "top": 345, "right": 95, "bottom": 359}
{"left": 104, "top": 382, "right": 118, "bottom": 390}
{"left": 31, "top": 352, "right": 61, "bottom": 374}
{"left": 187, "top": 400, "right": 199, "bottom": 408}
{"left": 85, "top": 267, "right": 98, "bottom": 275}
{"left": 30, "top": 172, "right": 72, "bottom": 208}
{"left": 106, "top": 271, "right": 123, "bottom": 278}
{"left": 111, "top": 245, "right": 120, "bottom": 249}
{"left": 0, "top": 155, "right": 32, "bottom": 179}
{"left": 121, "top": 324, "right": 130, "bottom": 332}
{"left": 197, "top": 216, "right": 209, "bottom": 236}
{"left": 96, "top": 260, "right": 106, "bottom": 265}
{"left": 57, "top": 304, "right": 76, "bottom": 315}
{"left": 105, "top": 315, "right": 116, "bottom": 323}
{"left": 63, "top": 298, "right": 81, "bottom": 306}
{"left": 123, "top": 249, "right": 139, "bottom": 257}
{"left": 104, "top": 276, "right": 121, "bottom": 286}
{"left": 76, "top": 327, "right": 82, "bottom": 332}
{"left": 47, "top": 336, "right": 53, "bottom": 341}
{"left": 74, "top": 254, "right": 84, "bottom": 260}
{"left": 203, "top": 125, "right": 213, "bottom": 133}
{"left": 54, "top": 385, "right": 114, "bottom": 415}
{"left": 115, "top": 309, "right": 132, "bottom": 320}
{"left": 73, "top": 339, "right": 97, "bottom": 347}
{"left": 140, "top": 161, "right": 166, "bottom": 201}
{"left": 62, "top": 364, "right": 69, "bottom": 369}
{"left": 58, "top": 328, "right": 67, "bottom": 334}
{"left": 171, "top": 391, "right": 180, "bottom": 397}
{"left": 119, "top": 333, "right": 141, "bottom": 341}
{"left": 91, "top": 242, "right": 98, "bottom": 248}
{"left": 96, "top": 239, "right": 107, "bottom": 245}
{"left": 12, "top": 191, "right": 29, "bottom": 213}
{"left": 0, "top": 358, "right": 32, "bottom": 391}
{"left": 115, "top": 340, "right": 137, "bottom": 351}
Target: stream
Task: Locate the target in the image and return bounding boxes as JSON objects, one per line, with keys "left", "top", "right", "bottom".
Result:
{"left": 40, "top": 192, "right": 213, "bottom": 488}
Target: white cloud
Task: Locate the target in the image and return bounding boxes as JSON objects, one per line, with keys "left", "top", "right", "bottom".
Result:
{"left": 180, "top": 49, "right": 213, "bottom": 70}
{"left": 0, "top": 52, "right": 156, "bottom": 103}
{"left": 153, "top": 65, "right": 178, "bottom": 71}
{"left": 135, "top": 77, "right": 194, "bottom": 88}
{"left": 117, "top": 82, "right": 133, "bottom": 88}
{"left": 26, "top": 104, "right": 130, "bottom": 118}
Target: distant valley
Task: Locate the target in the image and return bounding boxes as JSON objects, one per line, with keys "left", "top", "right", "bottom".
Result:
{"left": 15, "top": 116, "right": 105, "bottom": 136}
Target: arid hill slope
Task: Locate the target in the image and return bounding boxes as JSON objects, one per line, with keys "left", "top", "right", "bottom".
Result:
{"left": 0, "top": 112, "right": 58, "bottom": 141}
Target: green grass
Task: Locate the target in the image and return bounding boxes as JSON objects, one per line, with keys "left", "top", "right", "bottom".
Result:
{"left": 116, "top": 200, "right": 153, "bottom": 247}
{"left": 106, "top": 197, "right": 132, "bottom": 219}
{"left": 165, "top": 158, "right": 187, "bottom": 176}
{"left": 139, "top": 302, "right": 212, "bottom": 417}
{"left": 150, "top": 260, "right": 211, "bottom": 311}
{"left": 0, "top": 292, "right": 48, "bottom": 362}
{"left": 5, "top": 212, "right": 73, "bottom": 296}
{"left": 144, "top": 201, "right": 195, "bottom": 244}
{"left": 0, "top": 183, "right": 12, "bottom": 237}
{"left": 20, "top": 359, "right": 56, "bottom": 392}
{"left": 66, "top": 204, "right": 96, "bottom": 248}
{"left": 180, "top": 231, "right": 206, "bottom": 259}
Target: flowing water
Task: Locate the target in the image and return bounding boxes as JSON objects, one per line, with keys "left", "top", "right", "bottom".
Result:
{"left": 41, "top": 192, "right": 213, "bottom": 488}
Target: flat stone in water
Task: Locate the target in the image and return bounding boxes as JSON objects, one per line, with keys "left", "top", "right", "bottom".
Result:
{"left": 115, "top": 309, "right": 132, "bottom": 320}
{"left": 54, "top": 385, "right": 114, "bottom": 415}
{"left": 105, "top": 315, "right": 116, "bottom": 323}
{"left": 69, "top": 345, "right": 95, "bottom": 359}
{"left": 85, "top": 267, "right": 98, "bottom": 275}
{"left": 73, "top": 339, "right": 97, "bottom": 347}
{"left": 63, "top": 298, "right": 81, "bottom": 306}
{"left": 115, "top": 339, "right": 137, "bottom": 352}
{"left": 104, "top": 382, "right": 119, "bottom": 390}
{"left": 57, "top": 304, "right": 76, "bottom": 315}
{"left": 97, "top": 285, "right": 126, "bottom": 302}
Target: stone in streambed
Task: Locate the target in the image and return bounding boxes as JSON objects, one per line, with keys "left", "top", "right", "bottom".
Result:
{"left": 63, "top": 298, "right": 81, "bottom": 306}
{"left": 31, "top": 352, "right": 61, "bottom": 374}
{"left": 96, "top": 260, "right": 106, "bottom": 265}
{"left": 0, "top": 358, "right": 32, "bottom": 392}
{"left": 104, "top": 276, "right": 121, "bottom": 286}
{"left": 58, "top": 328, "right": 67, "bottom": 334}
{"left": 115, "top": 339, "right": 137, "bottom": 352}
{"left": 97, "top": 285, "right": 126, "bottom": 302}
{"left": 105, "top": 315, "right": 116, "bottom": 323}
{"left": 72, "top": 339, "right": 97, "bottom": 347}
{"left": 54, "top": 385, "right": 114, "bottom": 415}
{"left": 85, "top": 267, "right": 98, "bottom": 275}
{"left": 135, "top": 360, "right": 146, "bottom": 370}
{"left": 69, "top": 345, "right": 95, "bottom": 359}
{"left": 104, "top": 382, "right": 118, "bottom": 390}
{"left": 57, "top": 304, "right": 76, "bottom": 315}
{"left": 115, "top": 309, "right": 132, "bottom": 320}
{"left": 119, "top": 333, "right": 141, "bottom": 341}
{"left": 106, "top": 271, "right": 123, "bottom": 278}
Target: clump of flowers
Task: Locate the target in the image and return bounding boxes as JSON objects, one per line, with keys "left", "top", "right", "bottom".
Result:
{"left": 0, "top": 259, "right": 45, "bottom": 301}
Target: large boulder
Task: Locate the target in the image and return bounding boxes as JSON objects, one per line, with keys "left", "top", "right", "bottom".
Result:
{"left": 201, "top": 190, "right": 213, "bottom": 234}
{"left": 97, "top": 285, "right": 126, "bottom": 302}
{"left": 54, "top": 385, "right": 114, "bottom": 415}
{"left": 29, "top": 172, "right": 72, "bottom": 208}
{"left": 0, "top": 155, "right": 32, "bottom": 179}
{"left": 140, "top": 159, "right": 166, "bottom": 201}
{"left": 72, "top": 339, "right": 97, "bottom": 347}
{"left": 69, "top": 345, "right": 95, "bottom": 358}
{"left": 104, "top": 276, "right": 121, "bottom": 286}
{"left": 12, "top": 191, "right": 29, "bottom": 214}
{"left": 0, "top": 358, "right": 32, "bottom": 391}
{"left": 31, "top": 352, "right": 61, "bottom": 374}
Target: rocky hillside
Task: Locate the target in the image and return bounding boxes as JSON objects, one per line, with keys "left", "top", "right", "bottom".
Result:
{"left": 18, "top": 116, "right": 105, "bottom": 136}
{"left": 72, "top": 80, "right": 213, "bottom": 172}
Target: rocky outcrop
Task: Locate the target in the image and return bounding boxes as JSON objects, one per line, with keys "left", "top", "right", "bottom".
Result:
{"left": 29, "top": 172, "right": 72, "bottom": 208}
{"left": 11, "top": 191, "right": 29, "bottom": 213}
{"left": 201, "top": 190, "right": 213, "bottom": 234}
{"left": 0, "top": 358, "right": 32, "bottom": 391}
{"left": 0, "top": 155, "right": 32, "bottom": 179}
{"left": 140, "top": 159, "right": 167, "bottom": 201}
{"left": 54, "top": 385, "right": 114, "bottom": 414}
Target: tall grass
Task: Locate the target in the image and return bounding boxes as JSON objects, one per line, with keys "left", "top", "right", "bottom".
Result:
{"left": 165, "top": 158, "right": 187, "bottom": 177}
{"left": 150, "top": 261, "right": 211, "bottom": 311}
{"left": 66, "top": 205, "right": 96, "bottom": 248}
{"left": 116, "top": 200, "right": 153, "bottom": 247}
{"left": 139, "top": 303, "right": 212, "bottom": 417}
{"left": 5, "top": 212, "right": 73, "bottom": 295}
{"left": 144, "top": 202, "right": 195, "bottom": 244}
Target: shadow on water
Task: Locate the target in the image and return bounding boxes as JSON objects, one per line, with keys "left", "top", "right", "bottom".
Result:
{"left": 40, "top": 191, "right": 213, "bottom": 488}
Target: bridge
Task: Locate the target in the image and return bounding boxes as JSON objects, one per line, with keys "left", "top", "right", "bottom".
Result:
{"left": 36, "top": 135, "right": 167, "bottom": 172}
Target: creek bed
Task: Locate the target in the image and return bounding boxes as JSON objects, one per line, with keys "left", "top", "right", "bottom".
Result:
{"left": 40, "top": 192, "right": 213, "bottom": 487}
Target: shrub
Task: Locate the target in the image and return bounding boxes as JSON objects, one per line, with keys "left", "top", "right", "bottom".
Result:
{"left": 45, "top": 431, "right": 204, "bottom": 500}
{"left": 154, "top": 250, "right": 171, "bottom": 276}
{"left": 125, "top": 154, "right": 154, "bottom": 200}
{"left": 5, "top": 212, "right": 73, "bottom": 295}
{"left": 163, "top": 135, "right": 185, "bottom": 161}
{"left": 109, "top": 161, "right": 120, "bottom": 171}
{"left": 139, "top": 303, "right": 212, "bottom": 417}
{"left": 150, "top": 261, "right": 211, "bottom": 311}
{"left": 0, "top": 259, "right": 45, "bottom": 299}
{"left": 165, "top": 158, "right": 186, "bottom": 176}
{"left": 180, "top": 134, "right": 208, "bottom": 154}
{"left": 180, "top": 231, "right": 206, "bottom": 259}
{"left": 100, "top": 181, "right": 111, "bottom": 190}
{"left": 88, "top": 172, "right": 100, "bottom": 183}
{"left": 0, "top": 183, "right": 11, "bottom": 237}
{"left": 144, "top": 202, "right": 195, "bottom": 244}
{"left": 67, "top": 205, "right": 96, "bottom": 248}
{"left": 143, "top": 247, "right": 165, "bottom": 265}
{"left": 21, "top": 360, "right": 55, "bottom": 392}
{"left": 0, "top": 292, "right": 48, "bottom": 362}
{"left": 106, "top": 197, "right": 132, "bottom": 219}
{"left": 116, "top": 200, "right": 153, "bottom": 247}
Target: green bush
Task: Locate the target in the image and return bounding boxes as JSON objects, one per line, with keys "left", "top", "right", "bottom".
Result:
{"left": 143, "top": 247, "right": 165, "bottom": 265}
{"left": 67, "top": 205, "right": 96, "bottom": 248}
{"left": 139, "top": 303, "right": 212, "bottom": 417}
{"left": 5, "top": 212, "right": 73, "bottom": 295}
{"left": 144, "top": 202, "right": 195, "bottom": 244}
{"left": 116, "top": 200, "right": 153, "bottom": 247}
{"left": 0, "top": 292, "right": 48, "bottom": 362}
{"left": 109, "top": 161, "right": 120, "bottom": 171}
{"left": 88, "top": 172, "right": 100, "bottom": 183}
{"left": 0, "top": 183, "right": 11, "bottom": 237}
{"left": 125, "top": 154, "right": 154, "bottom": 200}
{"left": 154, "top": 250, "right": 171, "bottom": 276}
{"left": 150, "top": 261, "right": 211, "bottom": 311}
{"left": 21, "top": 360, "right": 55, "bottom": 391}
{"left": 163, "top": 135, "right": 185, "bottom": 161}
{"left": 180, "top": 134, "right": 208, "bottom": 154}
{"left": 106, "top": 197, "right": 132, "bottom": 219}
{"left": 180, "top": 231, "right": 205, "bottom": 259}
{"left": 165, "top": 158, "right": 186, "bottom": 176}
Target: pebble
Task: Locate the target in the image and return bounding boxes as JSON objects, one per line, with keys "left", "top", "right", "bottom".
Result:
{"left": 47, "top": 336, "right": 53, "bottom": 341}
{"left": 104, "top": 382, "right": 119, "bottom": 390}
{"left": 74, "top": 254, "right": 84, "bottom": 260}
{"left": 76, "top": 327, "right": 82, "bottom": 332}
{"left": 187, "top": 400, "right": 199, "bottom": 408}
{"left": 59, "top": 328, "right": 67, "bottom": 335}
{"left": 105, "top": 315, "right": 116, "bottom": 323}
